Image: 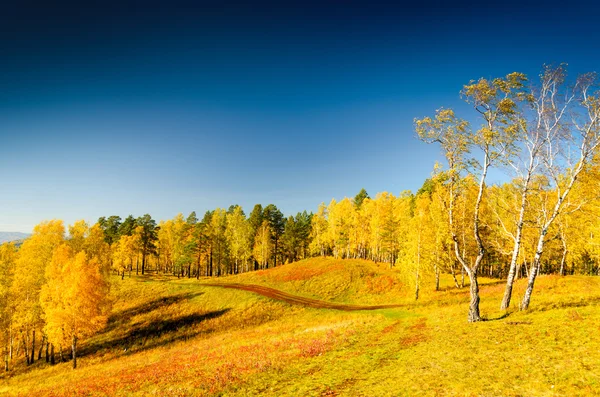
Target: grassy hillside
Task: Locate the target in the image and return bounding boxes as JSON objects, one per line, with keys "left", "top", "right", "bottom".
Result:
{"left": 2, "top": 258, "right": 600, "bottom": 396}
{"left": 220, "top": 257, "right": 408, "bottom": 305}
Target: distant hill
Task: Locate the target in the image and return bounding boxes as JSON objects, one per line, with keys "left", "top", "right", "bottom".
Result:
{"left": 0, "top": 232, "right": 30, "bottom": 244}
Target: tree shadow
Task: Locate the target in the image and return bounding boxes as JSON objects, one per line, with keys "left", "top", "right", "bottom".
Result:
{"left": 436, "top": 279, "right": 506, "bottom": 294}
{"left": 104, "top": 292, "right": 204, "bottom": 332}
{"left": 528, "top": 295, "right": 600, "bottom": 313}
{"left": 81, "top": 308, "right": 229, "bottom": 358}
{"left": 483, "top": 311, "right": 511, "bottom": 321}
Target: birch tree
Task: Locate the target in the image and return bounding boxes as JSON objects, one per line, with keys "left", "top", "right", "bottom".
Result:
{"left": 520, "top": 70, "right": 600, "bottom": 310}
{"left": 501, "top": 65, "right": 572, "bottom": 309}
{"left": 416, "top": 72, "right": 526, "bottom": 321}
{"left": 309, "top": 203, "right": 329, "bottom": 257}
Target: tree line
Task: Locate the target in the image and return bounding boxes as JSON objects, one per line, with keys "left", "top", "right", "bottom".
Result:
{"left": 102, "top": 205, "right": 313, "bottom": 279}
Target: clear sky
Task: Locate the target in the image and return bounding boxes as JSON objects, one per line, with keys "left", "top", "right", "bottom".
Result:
{"left": 1, "top": 0, "right": 599, "bottom": 232}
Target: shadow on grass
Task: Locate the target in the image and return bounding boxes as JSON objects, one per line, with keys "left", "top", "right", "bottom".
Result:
{"left": 437, "top": 279, "right": 507, "bottom": 293}
{"left": 104, "top": 292, "right": 204, "bottom": 332}
{"left": 82, "top": 291, "right": 227, "bottom": 358}
{"left": 484, "top": 312, "right": 511, "bottom": 322}
{"left": 527, "top": 295, "right": 600, "bottom": 313}
{"left": 82, "top": 308, "right": 230, "bottom": 357}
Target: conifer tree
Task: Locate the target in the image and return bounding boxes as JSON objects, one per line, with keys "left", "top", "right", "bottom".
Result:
{"left": 136, "top": 214, "right": 159, "bottom": 275}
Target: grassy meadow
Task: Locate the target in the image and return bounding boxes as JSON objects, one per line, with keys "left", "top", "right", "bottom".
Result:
{"left": 2, "top": 258, "right": 600, "bottom": 396}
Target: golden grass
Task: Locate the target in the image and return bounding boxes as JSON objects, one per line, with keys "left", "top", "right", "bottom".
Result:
{"left": 2, "top": 259, "right": 600, "bottom": 396}
{"left": 220, "top": 257, "right": 409, "bottom": 305}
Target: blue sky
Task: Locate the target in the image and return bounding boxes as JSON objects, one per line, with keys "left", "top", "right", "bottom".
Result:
{"left": 1, "top": 0, "right": 599, "bottom": 232}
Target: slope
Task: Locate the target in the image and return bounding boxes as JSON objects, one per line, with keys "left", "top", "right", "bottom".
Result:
{"left": 2, "top": 258, "right": 600, "bottom": 396}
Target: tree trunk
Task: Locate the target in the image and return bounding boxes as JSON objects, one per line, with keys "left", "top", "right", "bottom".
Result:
{"left": 559, "top": 239, "right": 568, "bottom": 276}
{"left": 45, "top": 341, "right": 49, "bottom": 362}
{"left": 501, "top": 154, "right": 534, "bottom": 310}
{"left": 142, "top": 252, "right": 146, "bottom": 275}
{"left": 24, "top": 332, "right": 30, "bottom": 365}
{"left": 415, "top": 233, "right": 421, "bottom": 300}
{"left": 30, "top": 329, "right": 35, "bottom": 364}
{"left": 414, "top": 269, "right": 420, "bottom": 301}
{"left": 521, "top": 258, "right": 540, "bottom": 310}
{"left": 196, "top": 253, "right": 201, "bottom": 279}
{"left": 467, "top": 270, "right": 482, "bottom": 322}
{"left": 521, "top": 228, "right": 547, "bottom": 310}
{"left": 450, "top": 261, "right": 460, "bottom": 289}
{"left": 50, "top": 344, "right": 55, "bottom": 365}
{"left": 274, "top": 238, "right": 278, "bottom": 267}
{"left": 38, "top": 336, "right": 45, "bottom": 360}
{"left": 467, "top": 156, "right": 487, "bottom": 323}
{"left": 72, "top": 335, "right": 77, "bottom": 369}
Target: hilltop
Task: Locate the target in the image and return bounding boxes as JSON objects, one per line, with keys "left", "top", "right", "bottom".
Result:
{"left": 2, "top": 258, "right": 600, "bottom": 396}
{"left": 0, "top": 232, "right": 30, "bottom": 244}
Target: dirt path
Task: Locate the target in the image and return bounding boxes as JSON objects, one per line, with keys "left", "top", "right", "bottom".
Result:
{"left": 201, "top": 283, "right": 404, "bottom": 311}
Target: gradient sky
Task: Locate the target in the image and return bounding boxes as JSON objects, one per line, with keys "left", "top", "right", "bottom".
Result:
{"left": 1, "top": 0, "right": 599, "bottom": 232}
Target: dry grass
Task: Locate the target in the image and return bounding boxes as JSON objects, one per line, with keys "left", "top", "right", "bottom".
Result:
{"left": 2, "top": 259, "right": 600, "bottom": 396}
{"left": 223, "top": 257, "right": 409, "bottom": 305}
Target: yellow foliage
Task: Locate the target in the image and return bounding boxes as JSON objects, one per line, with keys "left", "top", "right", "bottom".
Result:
{"left": 42, "top": 244, "right": 111, "bottom": 348}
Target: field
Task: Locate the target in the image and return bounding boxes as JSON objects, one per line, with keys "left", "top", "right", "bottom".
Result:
{"left": 2, "top": 257, "right": 600, "bottom": 396}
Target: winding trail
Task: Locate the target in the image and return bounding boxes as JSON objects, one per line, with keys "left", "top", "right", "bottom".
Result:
{"left": 201, "top": 283, "right": 404, "bottom": 311}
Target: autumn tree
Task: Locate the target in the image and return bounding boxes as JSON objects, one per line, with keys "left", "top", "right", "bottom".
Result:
{"left": 499, "top": 65, "right": 574, "bottom": 309}
{"left": 226, "top": 206, "right": 252, "bottom": 274}
{"left": 416, "top": 110, "right": 471, "bottom": 281}
{"left": 11, "top": 220, "right": 64, "bottom": 364}
{"left": 208, "top": 209, "right": 228, "bottom": 276}
{"left": 416, "top": 72, "right": 526, "bottom": 321}
{"left": 172, "top": 213, "right": 193, "bottom": 276}
{"left": 309, "top": 203, "right": 329, "bottom": 257}
{"left": 112, "top": 233, "right": 141, "bottom": 278}
{"left": 41, "top": 245, "right": 111, "bottom": 369}
{"left": 519, "top": 70, "right": 600, "bottom": 310}
{"left": 253, "top": 220, "right": 273, "bottom": 269}
{"left": 351, "top": 198, "right": 371, "bottom": 260}
{"left": 327, "top": 198, "right": 355, "bottom": 259}
{"left": 404, "top": 194, "right": 436, "bottom": 300}
{"left": 0, "top": 243, "right": 17, "bottom": 371}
